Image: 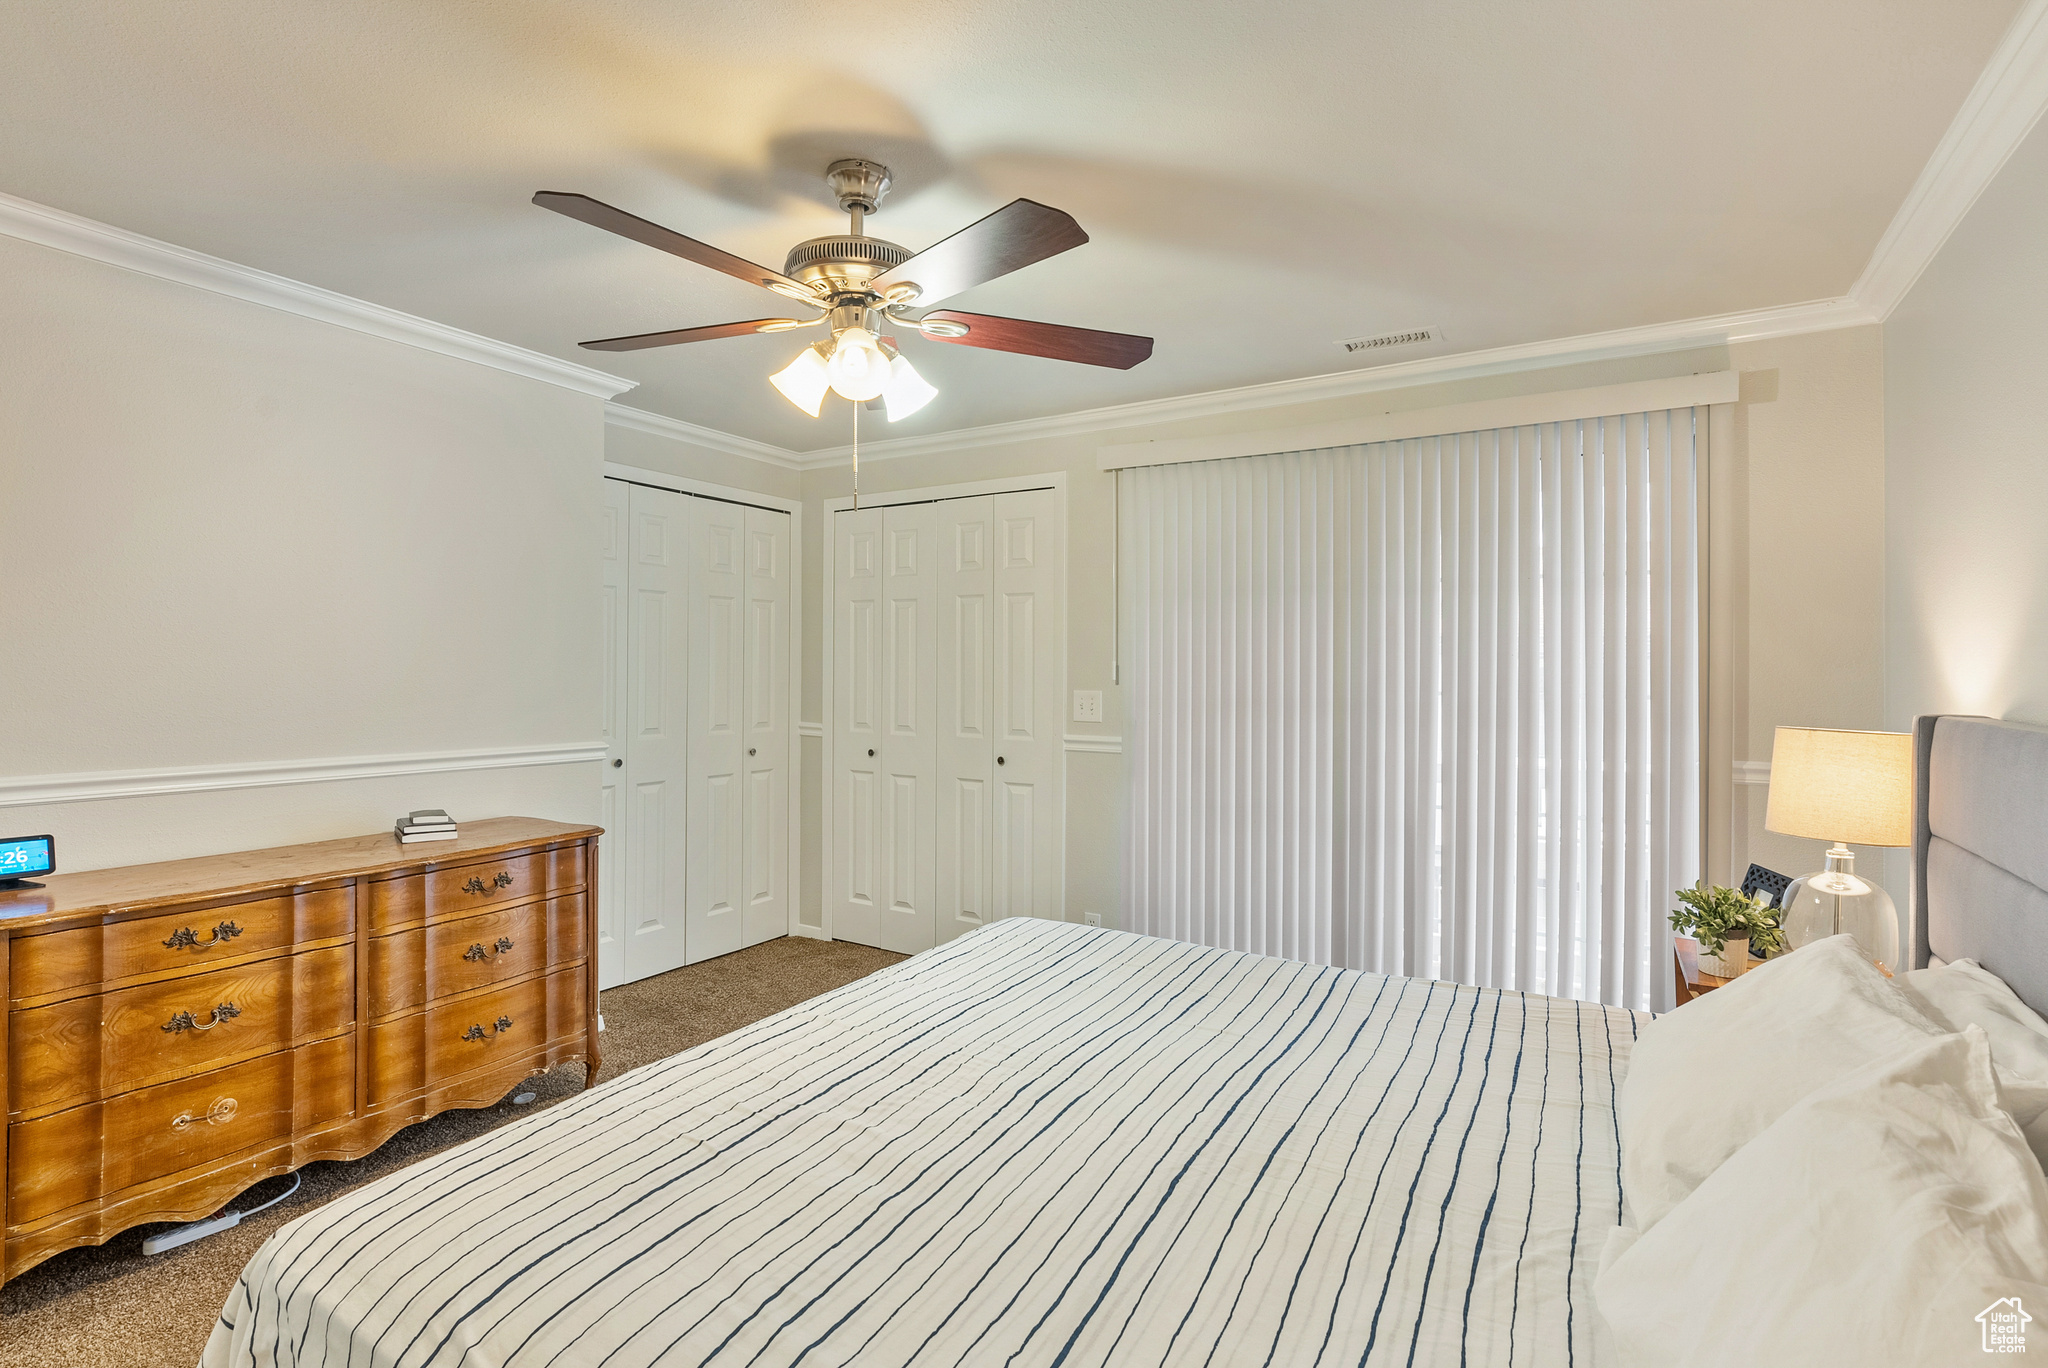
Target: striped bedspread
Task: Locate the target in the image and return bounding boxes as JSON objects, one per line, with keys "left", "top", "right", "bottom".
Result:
{"left": 204, "top": 919, "right": 1642, "bottom": 1368}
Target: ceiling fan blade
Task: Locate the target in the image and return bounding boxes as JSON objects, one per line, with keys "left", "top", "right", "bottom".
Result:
{"left": 533, "top": 192, "right": 820, "bottom": 301}
{"left": 915, "top": 311, "right": 1153, "bottom": 369}
{"left": 872, "top": 200, "right": 1088, "bottom": 307}
{"left": 578, "top": 319, "right": 815, "bottom": 352}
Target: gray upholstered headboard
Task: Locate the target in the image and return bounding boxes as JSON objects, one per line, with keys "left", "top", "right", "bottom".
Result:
{"left": 1913, "top": 714, "right": 2048, "bottom": 1017}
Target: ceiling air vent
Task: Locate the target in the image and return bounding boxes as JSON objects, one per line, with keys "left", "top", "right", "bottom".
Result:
{"left": 1337, "top": 326, "right": 1442, "bottom": 355}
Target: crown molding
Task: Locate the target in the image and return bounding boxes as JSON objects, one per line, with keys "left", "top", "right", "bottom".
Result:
{"left": 1849, "top": 0, "right": 2048, "bottom": 319}
{"left": 0, "top": 191, "right": 636, "bottom": 400}
{"left": 794, "top": 295, "right": 1875, "bottom": 469}
{"left": 0, "top": 742, "right": 607, "bottom": 809}
{"left": 604, "top": 402, "right": 802, "bottom": 470}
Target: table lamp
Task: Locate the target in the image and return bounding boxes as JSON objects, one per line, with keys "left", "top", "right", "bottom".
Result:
{"left": 1765, "top": 726, "right": 1912, "bottom": 974}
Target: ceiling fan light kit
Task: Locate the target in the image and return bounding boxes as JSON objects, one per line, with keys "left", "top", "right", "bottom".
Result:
{"left": 533, "top": 158, "right": 1153, "bottom": 423}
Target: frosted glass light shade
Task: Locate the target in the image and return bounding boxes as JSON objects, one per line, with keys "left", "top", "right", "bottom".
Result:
{"left": 881, "top": 354, "right": 937, "bottom": 421}
{"left": 769, "top": 345, "right": 831, "bottom": 416}
{"left": 1765, "top": 727, "right": 1913, "bottom": 847}
{"left": 825, "top": 328, "right": 889, "bottom": 401}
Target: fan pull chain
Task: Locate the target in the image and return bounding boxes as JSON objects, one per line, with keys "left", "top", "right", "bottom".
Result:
{"left": 852, "top": 399, "right": 860, "bottom": 510}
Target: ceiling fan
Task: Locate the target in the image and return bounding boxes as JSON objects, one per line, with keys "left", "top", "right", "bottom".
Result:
{"left": 533, "top": 159, "right": 1153, "bottom": 421}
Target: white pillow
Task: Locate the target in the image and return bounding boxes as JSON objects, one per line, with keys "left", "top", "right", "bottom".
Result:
{"left": 1596, "top": 1027, "right": 2048, "bottom": 1368}
{"left": 1618, "top": 934, "right": 1944, "bottom": 1232}
{"left": 1901, "top": 958, "right": 2048, "bottom": 1082}
{"left": 1902, "top": 959, "right": 2048, "bottom": 1171}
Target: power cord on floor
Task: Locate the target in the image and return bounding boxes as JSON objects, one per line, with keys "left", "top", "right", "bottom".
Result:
{"left": 140, "top": 1172, "right": 303, "bottom": 1256}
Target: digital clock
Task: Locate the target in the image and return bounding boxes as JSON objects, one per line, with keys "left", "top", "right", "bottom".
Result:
{"left": 0, "top": 834, "right": 54, "bottom": 888}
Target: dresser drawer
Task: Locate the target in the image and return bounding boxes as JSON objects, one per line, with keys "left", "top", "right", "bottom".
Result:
{"left": 366, "top": 843, "right": 588, "bottom": 933}
{"left": 367, "top": 894, "right": 588, "bottom": 1019}
{"left": 8, "top": 945, "right": 354, "bottom": 1118}
{"left": 365, "top": 966, "right": 587, "bottom": 1107}
{"left": 6, "top": 1035, "right": 353, "bottom": 1227}
{"left": 9, "top": 885, "right": 354, "bottom": 1004}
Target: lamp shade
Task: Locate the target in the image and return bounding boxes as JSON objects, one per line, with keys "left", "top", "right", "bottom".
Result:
{"left": 1764, "top": 726, "right": 1913, "bottom": 847}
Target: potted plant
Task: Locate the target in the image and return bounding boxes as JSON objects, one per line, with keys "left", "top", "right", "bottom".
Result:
{"left": 1669, "top": 884, "right": 1786, "bottom": 978}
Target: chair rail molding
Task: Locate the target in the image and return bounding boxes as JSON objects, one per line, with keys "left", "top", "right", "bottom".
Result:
{"left": 0, "top": 743, "right": 608, "bottom": 808}
{"left": 1064, "top": 734, "right": 1124, "bottom": 754}
{"left": 0, "top": 191, "right": 635, "bottom": 400}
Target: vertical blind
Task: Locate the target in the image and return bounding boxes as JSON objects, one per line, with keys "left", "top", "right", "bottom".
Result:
{"left": 1122, "top": 409, "right": 1701, "bottom": 1012}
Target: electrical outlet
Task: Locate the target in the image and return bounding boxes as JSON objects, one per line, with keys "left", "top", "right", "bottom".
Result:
{"left": 1084, "top": 912, "right": 1102, "bottom": 928}
{"left": 1073, "top": 690, "right": 1104, "bottom": 723}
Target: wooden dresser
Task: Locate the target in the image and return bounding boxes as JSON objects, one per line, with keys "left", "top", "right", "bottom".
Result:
{"left": 0, "top": 816, "right": 601, "bottom": 1285}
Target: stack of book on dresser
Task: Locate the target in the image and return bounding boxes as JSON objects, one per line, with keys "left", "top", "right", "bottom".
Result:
{"left": 394, "top": 809, "right": 457, "bottom": 843}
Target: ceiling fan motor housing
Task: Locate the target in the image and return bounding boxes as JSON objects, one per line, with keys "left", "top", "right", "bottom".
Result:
{"left": 783, "top": 234, "right": 913, "bottom": 299}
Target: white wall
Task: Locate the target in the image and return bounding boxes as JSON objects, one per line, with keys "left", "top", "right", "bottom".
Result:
{"left": 1884, "top": 109, "right": 2048, "bottom": 925}
{"left": 1887, "top": 112, "right": 2048, "bottom": 729}
{"left": 794, "top": 328, "right": 1890, "bottom": 932}
{"left": 0, "top": 232, "right": 609, "bottom": 870}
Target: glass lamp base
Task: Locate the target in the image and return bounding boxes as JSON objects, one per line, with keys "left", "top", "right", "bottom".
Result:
{"left": 1782, "top": 846, "right": 1899, "bottom": 975}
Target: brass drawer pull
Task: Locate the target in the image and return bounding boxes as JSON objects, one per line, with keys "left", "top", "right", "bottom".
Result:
{"left": 163, "top": 1002, "right": 242, "bottom": 1034}
{"left": 461, "top": 871, "right": 516, "bottom": 895}
{"left": 461, "top": 936, "right": 516, "bottom": 963}
{"left": 163, "top": 920, "right": 244, "bottom": 951}
{"left": 461, "top": 1015, "right": 513, "bottom": 1043}
{"left": 171, "top": 1096, "right": 238, "bottom": 1130}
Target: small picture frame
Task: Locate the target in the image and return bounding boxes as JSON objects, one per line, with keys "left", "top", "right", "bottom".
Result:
{"left": 1741, "top": 863, "right": 1793, "bottom": 910}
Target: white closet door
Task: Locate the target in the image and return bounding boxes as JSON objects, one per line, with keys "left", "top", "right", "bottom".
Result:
{"left": 991, "top": 488, "right": 1065, "bottom": 923}
{"left": 830, "top": 507, "right": 884, "bottom": 948}
{"left": 686, "top": 496, "right": 747, "bottom": 964}
{"left": 623, "top": 484, "right": 691, "bottom": 979}
{"left": 936, "top": 496, "right": 994, "bottom": 944}
{"left": 878, "top": 502, "right": 940, "bottom": 953}
{"left": 742, "top": 506, "right": 790, "bottom": 948}
{"left": 598, "top": 479, "right": 629, "bottom": 989}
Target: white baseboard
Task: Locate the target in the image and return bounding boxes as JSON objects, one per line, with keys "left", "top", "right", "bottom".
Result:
{"left": 0, "top": 742, "right": 607, "bottom": 808}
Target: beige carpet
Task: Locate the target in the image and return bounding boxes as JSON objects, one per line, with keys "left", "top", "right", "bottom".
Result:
{"left": 0, "top": 936, "right": 904, "bottom": 1368}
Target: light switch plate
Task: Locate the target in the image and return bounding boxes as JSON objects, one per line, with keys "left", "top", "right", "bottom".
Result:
{"left": 1073, "top": 690, "right": 1104, "bottom": 723}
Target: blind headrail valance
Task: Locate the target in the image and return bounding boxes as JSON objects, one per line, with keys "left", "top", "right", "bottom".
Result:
{"left": 1096, "top": 369, "right": 1737, "bottom": 471}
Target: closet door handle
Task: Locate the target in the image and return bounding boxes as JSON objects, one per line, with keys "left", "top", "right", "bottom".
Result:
{"left": 997, "top": 756, "right": 1006, "bottom": 766}
{"left": 749, "top": 747, "right": 757, "bottom": 756}
{"left": 867, "top": 748, "right": 875, "bottom": 758}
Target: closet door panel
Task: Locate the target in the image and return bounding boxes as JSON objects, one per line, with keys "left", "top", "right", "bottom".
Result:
{"left": 598, "top": 479, "right": 630, "bottom": 989}
{"left": 623, "top": 485, "right": 691, "bottom": 980}
{"left": 686, "top": 498, "right": 747, "bottom": 963}
{"left": 742, "top": 507, "right": 790, "bottom": 947}
{"left": 936, "top": 497, "right": 995, "bottom": 944}
{"left": 830, "top": 509, "right": 885, "bottom": 949}
{"left": 878, "top": 503, "right": 939, "bottom": 954}
{"left": 991, "top": 488, "right": 1066, "bottom": 924}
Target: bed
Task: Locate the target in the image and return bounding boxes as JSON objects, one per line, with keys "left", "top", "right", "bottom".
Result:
{"left": 203, "top": 918, "right": 1641, "bottom": 1367}
{"left": 1912, "top": 713, "right": 2048, "bottom": 1012}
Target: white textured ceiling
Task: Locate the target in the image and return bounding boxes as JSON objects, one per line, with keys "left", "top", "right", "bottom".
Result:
{"left": 3, "top": 0, "right": 2020, "bottom": 450}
